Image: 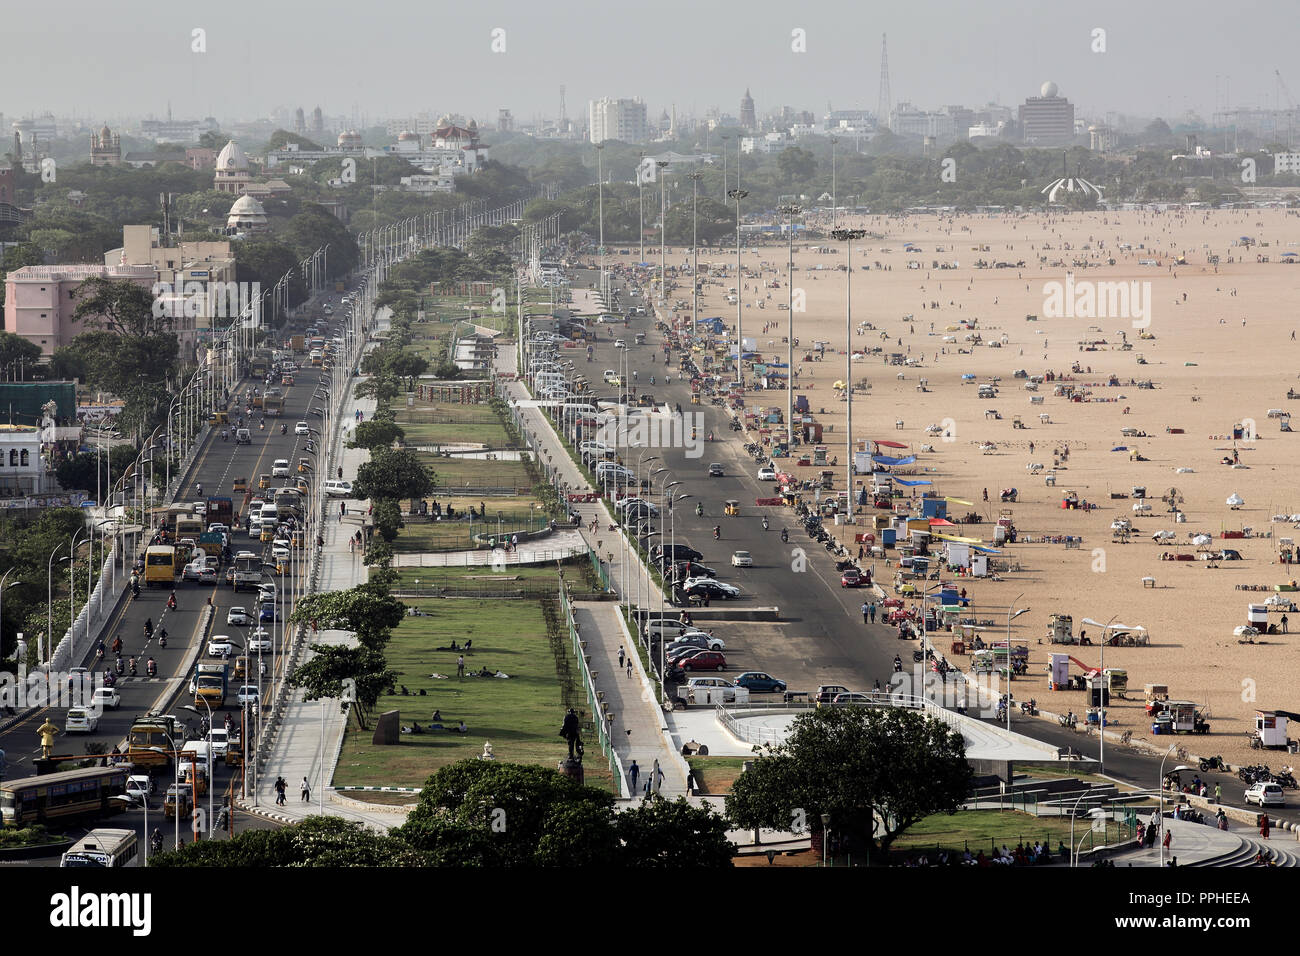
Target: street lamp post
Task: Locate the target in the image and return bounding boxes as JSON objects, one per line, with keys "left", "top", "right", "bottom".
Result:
{"left": 728, "top": 188, "right": 748, "bottom": 387}
{"left": 1005, "top": 596, "right": 1030, "bottom": 734}
{"left": 829, "top": 136, "right": 838, "bottom": 230}
{"left": 657, "top": 161, "right": 669, "bottom": 306}
{"left": 831, "top": 228, "right": 866, "bottom": 514}
{"left": 1159, "top": 749, "right": 1191, "bottom": 866}
{"left": 689, "top": 171, "right": 702, "bottom": 331}
{"left": 596, "top": 143, "right": 606, "bottom": 307}
{"left": 780, "top": 203, "right": 801, "bottom": 448}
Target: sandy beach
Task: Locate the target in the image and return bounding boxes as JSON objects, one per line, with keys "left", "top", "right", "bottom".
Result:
{"left": 679, "top": 208, "right": 1300, "bottom": 760}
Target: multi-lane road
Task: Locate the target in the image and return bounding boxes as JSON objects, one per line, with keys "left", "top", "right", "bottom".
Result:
{"left": 1, "top": 290, "right": 354, "bottom": 857}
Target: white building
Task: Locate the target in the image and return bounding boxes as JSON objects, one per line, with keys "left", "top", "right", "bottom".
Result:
{"left": 741, "top": 133, "right": 789, "bottom": 154}
{"left": 0, "top": 425, "right": 52, "bottom": 496}
{"left": 588, "top": 98, "right": 649, "bottom": 144}
{"left": 890, "top": 103, "right": 957, "bottom": 140}
{"left": 1275, "top": 152, "right": 1300, "bottom": 174}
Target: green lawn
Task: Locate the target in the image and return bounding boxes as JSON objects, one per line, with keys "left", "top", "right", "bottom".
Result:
{"left": 396, "top": 421, "right": 511, "bottom": 447}
{"left": 890, "top": 809, "right": 1128, "bottom": 858}
{"left": 417, "top": 453, "right": 533, "bottom": 489}
{"left": 686, "top": 756, "right": 749, "bottom": 795}
{"left": 333, "top": 597, "right": 612, "bottom": 792}
{"left": 389, "top": 503, "right": 547, "bottom": 552}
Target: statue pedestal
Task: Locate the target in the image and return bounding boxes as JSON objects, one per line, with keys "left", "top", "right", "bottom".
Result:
{"left": 557, "top": 757, "right": 584, "bottom": 786}
{"left": 33, "top": 758, "right": 58, "bottom": 776}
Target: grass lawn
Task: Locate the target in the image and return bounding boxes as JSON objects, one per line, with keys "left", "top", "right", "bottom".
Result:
{"left": 333, "top": 597, "right": 612, "bottom": 793}
{"left": 889, "top": 809, "right": 1127, "bottom": 858}
{"left": 687, "top": 756, "right": 749, "bottom": 795}
{"left": 390, "top": 502, "right": 546, "bottom": 552}
{"left": 417, "top": 453, "right": 533, "bottom": 489}
{"left": 393, "top": 564, "right": 582, "bottom": 590}
{"left": 397, "top": 421, "right": 510, "bottom": 447}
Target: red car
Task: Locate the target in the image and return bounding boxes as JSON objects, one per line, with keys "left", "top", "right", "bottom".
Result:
{"left": 841, "top": 568, "right": 863, "bottom": 587}
{"left": 679, "top": 650, "right": 727, "bottom": 672}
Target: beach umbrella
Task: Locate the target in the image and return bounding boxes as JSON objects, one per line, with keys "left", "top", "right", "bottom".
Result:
{"left": 1234, "top": 625, "right": 1259, "bottom": 637}
{"left": 1226, "top": 493, "right": 1245, "bottom": 507}
{"left": 1192, "top": 534, "right": 1212, "bottom": 546}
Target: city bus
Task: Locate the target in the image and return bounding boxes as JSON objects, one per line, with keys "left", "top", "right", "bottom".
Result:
{"left": 0, "top": 766, "right": 128, "bottom": 828}
{"left": 60, "top": 828, "right": 139, "bottom": 867}
{"left": 144, "top": 545, "right": 179, "bottom": 587}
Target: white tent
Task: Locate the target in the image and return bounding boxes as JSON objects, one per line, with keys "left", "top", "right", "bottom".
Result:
{"left": 1192, "top": 533, "right": 1212, "bottom": 546}
{"left": 1227, "top": 493, "right": 1245, "bottom": 508}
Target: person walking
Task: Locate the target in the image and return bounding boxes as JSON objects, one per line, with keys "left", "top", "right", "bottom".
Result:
{"left": 1215, "top": 782, "right": 1222, "bottom": 804}
{"left": 628, "top": 760, "right": 640, "bottom": 794}
{"left": 1162, "top": 829, "right": 1172, "bottom": 853}
{"left": 1261, "top": 813, "right": 1271, "bottom": 840}
{"left": 301, "top": 777, "right": 311, "bottom": 802}
{"left": 274, "top": 776, "right": 287, "bottom": 806}
{"left": 339, "top": 501, "right": 346, "bottom": 522}
{"left": 1283, "top": 614, "right": 1290, "bottom": 634}
{"left": 618, "top": 645, "right": 625, "bottom": 668}
{"left": 869, "top": 602, "right": 877, "bottom": 623}
{"left": 862, "top": 602, "right": 870, "bottom": 624}
{"left": 652, "top": 758, "right": 664, "bottom": 795}
{"left": 626, "top": 658, "right": 633, "bottom": 679}
{"left": 457, "top": 655, "right": 465, "bottom": 678}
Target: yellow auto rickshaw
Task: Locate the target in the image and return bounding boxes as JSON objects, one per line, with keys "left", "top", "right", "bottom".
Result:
{"left": 233, "top": 477, "right": 247, "bottom": 493}
{"left": 164, "top": 783, "right": 193, "bottom": 820}
{"left": 291, "top": 530, "right": 305, "bottom": 550}
{"left": 260, "top": 525, "right": 276, "bottom": 543}
{"left": 210, "top": 410, "right": 229, "bottom": 426}
{"left": 691, "top": 392, "right": 701, "bottom": 405}
{"left": 295, "top": 476, "right": 309, "bottom": 494}
{"left": 181, "top": 764, "right": 208, "bottom": 796}
{"left": 233, "top": 655, "right": 248, "bottom": 680}
{"left": 724, "top": 499, "right": 740, "bottom": 517}
{"left": 297, "top": 458, "right": 311, "bottom": 474}
{"left": 258, "top": 474, "right": 271, "bottom": 490}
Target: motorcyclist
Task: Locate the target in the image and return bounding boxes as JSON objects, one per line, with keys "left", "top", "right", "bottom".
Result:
{"left": 893, "top": 654, "right": 903, "bottom": 672}
{"left": 695, "top": 502, "right": 704, "bottom": 516}
{"left": 196, "top": 482, "right": 202, "bottom": 496}
{"left": 281, "top": 423, "right": 287, "bottom": 435}
{"left": 712, "top": 525, "right": 721, "bottom": 540}
{"left": 143, "top": 618, "right": 153, "bottom": 638}
{"left": 167, "top": 591, "right": 177, "bottom": 610}
{"left": 762, "top": 516, "right": 769, "bottom": 530}
{"left": 129, "top": 657, "right": 137, "bottom": 676}
{"left": 158, "top": 627, "right": 167, "bottom": 648}
{"left": 150, "top": 829, "right": 163, "bottom": 855}
{"left": 146, "top": 657, "right": 156, "bottom": 677}
{"left": 780, "top": 527, "right": 788, "bottom": 542}
{"left": 115, "top": 656, "right": 124, "bottom": 675}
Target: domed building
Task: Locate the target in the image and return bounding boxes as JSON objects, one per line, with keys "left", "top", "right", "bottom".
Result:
{"left": 1019, "top": 80, "right": 1075, "bottom": 146}
{"left": 214, "top": 140, "right": 252, "bottom": 194}
{"left": 337, "top": 130, "right": 363, "bottom": 148}
{"left": 90, "top": 124, "right": 121, "bottom": 167}
{"left": 225, "top": 194, "right": 268, "bottom": 235}
{"left": 1042, "top": 152, "right": 1103, "bottom": 205}
{"left": 393, "top": 129, "right": 421, "bottom": 152}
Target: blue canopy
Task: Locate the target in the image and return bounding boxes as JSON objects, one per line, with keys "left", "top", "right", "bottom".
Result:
{"left": 1111, "top": 446, "right": 1128, "bottom": 452}
{"left": 873, "top": 454, "right": 917, "bottom": 466}
{"left": 893, "top": 478, "right": 932, "bottom": 487}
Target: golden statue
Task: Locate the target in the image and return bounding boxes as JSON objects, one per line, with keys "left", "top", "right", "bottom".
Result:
{"left": 37, "top": 718, "right": 59, "bottom": 760}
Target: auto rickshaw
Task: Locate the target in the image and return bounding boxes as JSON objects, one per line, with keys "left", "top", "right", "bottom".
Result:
{"left": 233, "top": 477, "right": 247, "bottom": 493}
{"left": 291, "top": 530, "right": 305, "bottom": 550}
{"left": 225, "top": 740, "right": 243, "bottom": 768}
{"left": 210, "top": 410, "right": 229, "bottom": 426}
{"left": 258, "top": 474, "right": 271, "bottom": 490}
{"left": 297, "top": 458, "right": 311, "bottom": 474}
{"left": 295, "top": 476, "right": 310, "bottom": 494}
{"left": 691, "top": 391, "right": 701, "bottom": 405}
{"left": 233, "top": 655, "right": 248, "bottom": 680}
{"left": 282, "top": 373, "right": 295, "bottom": 386}
{"left": 261, "top": 525, "right": 276, "bottom": 543}
{"left": 163, "top": 783, "right": 193, "bottom": 819}
{"left": 181, "top": 763, "right": 208, "bottom": 796}
{"left": 724, "top": 499, "right": 740, "bottom": 517}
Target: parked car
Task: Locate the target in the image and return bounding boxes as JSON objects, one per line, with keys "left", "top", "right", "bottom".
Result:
{"left": 679, "top": 650, "right": 727, "bottom": 672}
{"left": 840, "top": 568, "right": 863, "bottom": 587}
{"left": 815, "top": 684, "right": 852, "bottom": 704}
{"left": 832, "top": 692, "right": 877, "bottom": 705}
{"left": 683, "top": 578, "right": 740, "bottom": 599}
{"left": 734, "top": 672, "right": 787, "bottom": 693}
{"left": 1246, "top": 782, "right": 1286, "bottom": 807}
{"left": 685, "top": 677, "right": 738, "bottom": 702}
{"left": 323, "top": 480, "right": 353, "bottom": 497}
{"left": 757, "top": 466, "right": 777, "bottom": 481}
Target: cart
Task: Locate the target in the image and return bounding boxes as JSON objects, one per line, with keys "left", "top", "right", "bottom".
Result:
{"left": 724, "top": 499, "right": 740, "bottom": 517}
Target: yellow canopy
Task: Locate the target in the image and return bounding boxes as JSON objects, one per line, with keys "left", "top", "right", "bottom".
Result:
{"left": 931, "top": 531, "right": 986, "bottom": 544}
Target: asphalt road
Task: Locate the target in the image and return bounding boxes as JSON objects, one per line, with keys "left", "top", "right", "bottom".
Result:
{"left": 0, "top": 291, "right": 356, "bottom": 850}
{"left": 567, "top": 267, "right": 1291, "bottom": 814}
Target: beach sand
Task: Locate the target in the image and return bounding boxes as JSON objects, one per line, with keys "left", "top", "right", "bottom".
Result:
{"left": 679, "top": 208, "right": 1300, "bottom": 761}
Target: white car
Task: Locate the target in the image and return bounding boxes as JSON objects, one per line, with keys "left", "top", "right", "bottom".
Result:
{"left": 247, "top": 629, "right": 273, "bottom": 653}
{"left": 272, "top": 459, "right": 290, "bottom": 477}
{"left": 193, "top": 501, "right": 207, "bottom": 516}
{"left": 271, "top": 541, "right": 291, "bottom": 559}
{"left": 323, "top": 480, "right": 353, "bottom": 497}
{"left": 65, "top": 708, "right": 99, "bottom": 733}
{"left": 206, "top": 727, "right": 230, "bottom": 757}
{"left": 227, "top": 607, "right": 254, "bottom": 626}
{"left": 125, "top": 775, "right": 153, "bottom": 805}
{"left": 1245, "top": 782, "right": 1286, "bottom": 807}
{"left": 295, "top": 421, "right": 310, "bottom": 435}
{"left": 685, "top": 677, "right": 738, "bottom": 702}
{"left": 91, "top": 687, "right": 120, "bottom": 711}
{"left": 207, "top": 635, "right": 235, "bottom": 657}
{"left": 237, "top": 685, "right": 260, "bottom": 706}
{"left": 257, "top": 583, "right": 278, "bottom": 601}
{"left": 757, "top": 466, "right": 777, "bottom": 481}
{"left": 731, "top": 550, "right": 753, "bottom": 568}
{"left": 614, "top": 339, "right": 626, "bottom": 349}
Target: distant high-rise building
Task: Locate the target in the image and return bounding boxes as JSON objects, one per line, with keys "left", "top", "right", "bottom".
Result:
{"left": 294, "top": 108, "right": 306, "bottom": 135}
{"left": 90, "top": 124, "right": 122, "bottom": 166}
{"left": 497, "top": 109, "right": 513, "bottom": 132}
{"left": 311, "top": 107, "right": 324, "bottom": 135}
{"left": 1089, "top": 125, "right": 1118, "bottom": 152}
{"left": 1274, "top": 152, "right": 1300, "bottom": 174}
{"left": 588, "top": 98, "right": 648, "bottom": 144}
{"left": 1019, "top": 81, "right": 1076, "bottom": 146}
{"left": 740, "top": 89, "right": 756, "bottom": 131}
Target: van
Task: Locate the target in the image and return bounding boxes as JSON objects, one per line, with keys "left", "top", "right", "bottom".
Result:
{"left": 180, "top": 740, "right": 211, "bottom": 770}
{"left": 645, "top": 618, "right": 691, "bottom": 640}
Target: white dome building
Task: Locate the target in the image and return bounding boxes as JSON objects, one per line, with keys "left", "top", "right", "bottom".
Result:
{"left": 226, "top": 194, "right": 268, "bottom": 235}
{"left": 1040, "top": 81, "right": 1059, "bottom": 98}
{"left": 1041, "top": 152, "right": 1102, "bottom": 205}
{"left": 214, "top": 140, "right": 252, "bottom": 194}
{"left": 337, "top": 130, "right": 362, "bottom": 148}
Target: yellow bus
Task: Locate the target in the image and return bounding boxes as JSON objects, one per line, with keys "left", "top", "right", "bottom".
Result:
{"left": 1, "top": 766, "right": 128, "bottom": 828}
{"left": 144, "top": 545, "right": 179, "bottom": 587}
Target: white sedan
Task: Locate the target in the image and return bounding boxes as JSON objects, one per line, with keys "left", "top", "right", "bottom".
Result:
{"left": 227, "top": 607, "right": 254, "bottom": 626}
{"left": 731, "top": 551, "right": 753, "bottom": 568}
{"left": 757, "top": 466, "right": 777, "bottom": 481}
{"left": 247, "top": 628, "right": 273, "bottom": 653}
{"left": 614, "top": 339, "right": 626, "bottom": 349}
{"left": 295, "top": 421, "right": 310, "bottom": 435}
{"left": 271, "top": 540, "right": 291, "bottom": 559}
{"left": 207, "top": 636, "right": 234, "bottom": 657}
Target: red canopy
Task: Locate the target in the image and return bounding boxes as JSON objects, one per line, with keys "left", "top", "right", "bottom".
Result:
{"left": 873, "top": 439, "right": 908, "bottom": 449}
{"left": 929, "top": 518, "right": 958, "bottom": 527}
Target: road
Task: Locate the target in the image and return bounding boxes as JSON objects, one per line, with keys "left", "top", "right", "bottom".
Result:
{"left": 564, "top": 266, "right": 1288, "bottom": 815}
{"left": 0, "top": 289, "right": 356, "bottom": 856}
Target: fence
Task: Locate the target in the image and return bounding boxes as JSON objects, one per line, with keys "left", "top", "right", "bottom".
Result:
{"left": 559, "top": 580, "right": 628, "bottom": 796}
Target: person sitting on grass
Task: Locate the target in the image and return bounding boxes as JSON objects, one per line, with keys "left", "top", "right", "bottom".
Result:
{"left": 455, "top": 720, "right": 468, "bottom": 733}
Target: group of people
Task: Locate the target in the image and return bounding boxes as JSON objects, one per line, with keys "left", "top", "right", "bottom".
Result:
{"left": 906, "top": 842, "right": 1064, "bottom": 867}
{"left": 272, "top": 775, "right": 311, "bottom": 805}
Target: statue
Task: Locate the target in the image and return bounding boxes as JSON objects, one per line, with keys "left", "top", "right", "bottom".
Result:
{"left": 37, "top": 717, "right": 58, "bottom": 760}
{"left": 479, "top": 741, "right": 495, "bottom": 761}
{"left": 558, "top": 707, "right": 583, "bottom": 761}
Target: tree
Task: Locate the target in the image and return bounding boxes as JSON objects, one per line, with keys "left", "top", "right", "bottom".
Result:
{"left": 149, "top": 815, "right": 425, "bottom": 867}
{"left": 353, "top": 448, "right": 435, "bottom": 504}
{"left": 71, "top": 277, "right": 170, "bottom": 337}
{"left": 289, "top": 584, "right": 405, "bottom": 654}
{"left": 616, "top": 796, "right": 735, "bottom": 867}
{"left": 288, "top": 644, "right": 396, "bottom": 728}
{"left": 776, "top": 146, "right": 818, "bottom": 182}
{"left": 371, "top": 498, "right": 404, "bottom": 542}
{"left": 347, "top": 419, "right": 405, "bottom": 451}
{"left": 0, "top": 331, "right": 41, "bottom": 378}
{"left": 353, "top": 374, "right": 400, "bottom": 405}
{"left": 725, "top": 707, "right": 972, "bottom": 864}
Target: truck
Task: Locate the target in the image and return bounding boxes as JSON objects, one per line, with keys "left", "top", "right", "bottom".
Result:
{"left": 263, "top": 395, "right": 284, "bottom": 417}
{"left": 206, "top": 496, "right": 233, "bottom": 528}
{"left": 198, "top": 531, "right": 225, "bottom": 559}
{"left": 233, "top": 551, "right": 262, "bottom": 592}
{"left": 289, "top": 334, "right": 305, "bottom": 352}
{"left": 192, "top": 662, "right": 228, "bottom": 707}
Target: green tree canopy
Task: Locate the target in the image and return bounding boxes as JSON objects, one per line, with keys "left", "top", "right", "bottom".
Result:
{"left": 347, "top": 419, "right": 405, "bottom": 451}
{"left": 353, "top": 448, "right": 435, "bottom": 503}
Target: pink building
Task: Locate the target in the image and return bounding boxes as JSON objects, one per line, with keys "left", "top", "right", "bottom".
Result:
{"left": 3, "top": 264, "right": 157, "bottom": 355}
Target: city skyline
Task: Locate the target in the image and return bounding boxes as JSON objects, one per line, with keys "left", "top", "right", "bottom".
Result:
{"left": 4, "top": 0, "right": 1297, "bottom": 132}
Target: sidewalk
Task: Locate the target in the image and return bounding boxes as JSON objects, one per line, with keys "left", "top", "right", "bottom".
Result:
{"left": 495, "top": 342, "right": 687, "bottom": 798}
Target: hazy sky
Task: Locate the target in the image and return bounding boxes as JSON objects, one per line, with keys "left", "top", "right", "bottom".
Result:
{"left": 5, "top": 0, "right": 1294, "bottom": 127}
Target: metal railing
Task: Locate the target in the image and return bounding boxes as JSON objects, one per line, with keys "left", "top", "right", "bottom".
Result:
{"left": 559, "top": 580, "right": 627, "bottom": 796}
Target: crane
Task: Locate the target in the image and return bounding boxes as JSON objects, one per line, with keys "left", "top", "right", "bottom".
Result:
{"left": 1276, "top": 69, "right": 1295, "bottom": 148}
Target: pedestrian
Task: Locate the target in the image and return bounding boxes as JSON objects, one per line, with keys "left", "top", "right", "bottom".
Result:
{"left": 652, "top": 758, "right": 664, "bottom": 795}
{"left": 274, "top": 776, "right": 286, "bottom": 806}
{"left": 628, "top": 759, "right": 640, "bottom": 793}
{"left": 1283, "top": 614, "right": 1290, "bottom": 634}
{"left": 457, "top": 655, "right": 465, "bottom": 678}
{"left": 337, "top": 466, "right": 343, "bottom": 479}
{"left": 626, "top": 659, "right": 633, "bottom": 679}
{"left": 1162, "top": 829, "right": 1172, "bottom": 852}
{"left": 618, "top": 645, "right": 625, "bottom": 668}
{"left": 1261, "top": 813, "right": 1271, "bottom": 840}
{"left": 301, "top": 777, "right": 311, "bottom": 802}
{"left": 869, "top": 603, "right": 877, "bottom": 623}
{"left": 339, "top": 501, "right": 346, "bottom": 522}
{"left": 862, "top": 602, "right": 869, "bottom": 624}
{"left": 1215, "top": 782, "right": 1222, "bottom": 804}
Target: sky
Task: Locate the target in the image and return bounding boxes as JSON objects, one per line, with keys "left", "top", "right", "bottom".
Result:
{"left": 4, "top": 0, "right": 1296, "bottom": 128}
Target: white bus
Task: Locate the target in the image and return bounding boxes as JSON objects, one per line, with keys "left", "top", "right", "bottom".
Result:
{"left": 60, "top": 828, "right": 139, "bottom": 868}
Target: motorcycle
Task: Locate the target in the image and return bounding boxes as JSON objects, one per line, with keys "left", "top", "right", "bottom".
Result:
{"left": 158, "top": 631, "right": 167, "bottom": 649}
{"left": 196, "top": 483, "right": 202, "bottom": 496}
{"left": 150, "top": 831, "right": 164, "bottom": 855}
{"left": 1020, "top": 700, "right": 1038, "bottom": 716}
{"left": 146, "top": 658, "right": 157, "bottom": 677}
{"left": 712, "top": 526, "right": 721, "bottom": 540}
{"left": 893, "top": 656, "right": 903, "bottom": 673}
{"left": 695, "top": 503, "right": 703, "bottom": 517}
{"left": 115, "top": 657, "right": 124, "bottom": 676}
{"left": 129, "top": 658, "right": 137, "bottom": 677}
{"left": 167, "top": 592, "right": 177, "bottom": 610}
{"left": 102, "top": 671, "right": 116, "bottom": 688}
{"left": 1199, "top": 755, "right": 1225, "bottom": 772}
{"left": 281, "top": 423, "right": 287, "bottom": 435}
{"left": 762, "top": 516, "right": 769, "bottom": 530}
{"left": 780, "top": 528, "right": 788, "bottom": 543}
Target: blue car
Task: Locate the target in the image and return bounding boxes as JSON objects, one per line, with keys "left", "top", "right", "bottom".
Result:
{"left": 734, "top": 672, "right": 787, "bottom": 694}
{"left": 259, "top": 602, "right": 277, "bottom": 623}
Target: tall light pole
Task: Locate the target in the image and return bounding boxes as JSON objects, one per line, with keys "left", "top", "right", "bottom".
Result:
{"left": 1159, "top": 749, "right": 1191, "bottom": 866}
{"left": 831, "top": 228, "right": 865, "bottom": 513}
{"left": 637, "top": 150, "right": 646, "bottom": 265}
{"left": 1083, "top": 614, "right": 1119, "bottom": 774}
{"left": 719, "top": 135, "right": 729, "bottom": 201}
{"left": 1005, "top": 595, "right": 1029, "bottom": 734}
{"left": 829, "top": 136, "right": 838, "bottom": 231}
{"left": 689, "top": 172, "right": 702, "bottom": 331}
{"left": 48, "top": 550, "right": 68, "bottom": 666}
{"left": 728, "top": 188, "right": 748, "bottom": 387}
{"left": 657, "top": 161, "right": 669, "bottom": 305}
{"left": 596, "top": 143, "right": 606, "bottom": 307}
{"left": 780, "top": 203, "right": 801, "bottom": 448}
